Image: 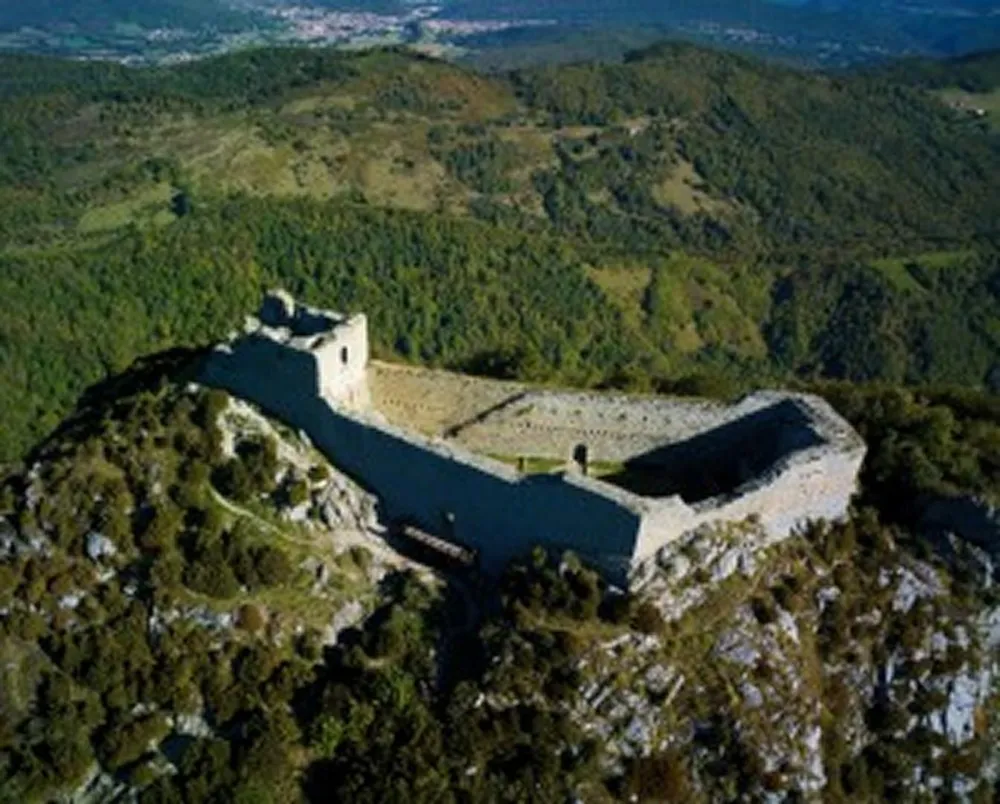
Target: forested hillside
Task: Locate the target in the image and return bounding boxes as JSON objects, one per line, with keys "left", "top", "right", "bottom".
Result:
{"left": 1, "top": 355, "right": 998, "bottom": 802}
{"left": 0, "top": 44, "right": 999, "bottom": 461}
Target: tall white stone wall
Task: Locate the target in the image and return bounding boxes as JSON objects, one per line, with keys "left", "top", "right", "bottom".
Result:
{"left": 630, "top": 408, "right": 865, "bottom": 565}
{"left": 633, "top": 497, "right": 699, "bottom": 562}
{"left": 629, "top": 443, "right": 864, "bottom": 565}
{"left": 315, "top": 314, "right": 370, "bottom": 410}
{"left": 200, "top": 297, "right": 866, "bottom": 589}
{"left": 200, "top": 334, "right": 647, "bottom": 586}
{"left": 696, "top": 446, "right": 863, "bottom": 546}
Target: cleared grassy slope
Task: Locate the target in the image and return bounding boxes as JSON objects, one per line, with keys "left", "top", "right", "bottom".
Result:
{"left": 4, "top": 44, "right": 999, "bottom": 252}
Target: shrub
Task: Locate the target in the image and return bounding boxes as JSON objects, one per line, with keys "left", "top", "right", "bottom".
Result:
{"left": 751, "top": 595, "right": 778, "bottom": 625}
{"left": 238, "top": 437, "right": 278, "bottom": 493}
{"left": 98, "top": 712, "right": 170, "bottom": 770}
{"left": 237, "top": 604, "right": 267, "bottom": 634}
{"left": 184, "top": 554, "right": 240, "bottom": 599}
{"left": 212, "top": 460, "right": 254, "bottom": 503}
{"left": 140, "top": 503, "right": 184, "bottom": 552}
{"left": 308, "top": 464, "right": 330, "bottom": 483}
{"left": 254, "top": 545, "right": 293, "bottom": 587}
{"left": 151, "top": 550, "right": 184, "bottom": 590}
{"left": 631, "top": 601, "right": 666, "bottom": 635}
{"left": 286, "top": 479, "right": 310, "bottom": 507}
{"left": 346, "top": 545, "right": 372, "bottom": 575}
{"left": 623, "top": 749, "right": 693, "bottom": 801}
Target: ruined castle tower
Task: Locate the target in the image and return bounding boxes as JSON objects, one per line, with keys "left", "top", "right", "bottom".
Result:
{"left": 257, "top": 289, "right": 370, "bottom": 410}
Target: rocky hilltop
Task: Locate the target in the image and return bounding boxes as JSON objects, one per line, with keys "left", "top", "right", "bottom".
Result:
{"left": 0, "top": 352, "right": 997, "bottom": 801}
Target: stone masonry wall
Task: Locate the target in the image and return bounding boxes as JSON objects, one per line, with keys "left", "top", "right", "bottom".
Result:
{"left": 201, "top": 297, "right": 865, "bottom": 588}
{"left": 630, "top": 437, "right": 864, "bottom": 564}
{"left": 315, "top": 314, "right": 369, "bottom": 410}
{"left": 439, "top": 390, "right": 800, "bottom": 464}
{"left": 201, "top": 335, "right": 648, "bottom": 586}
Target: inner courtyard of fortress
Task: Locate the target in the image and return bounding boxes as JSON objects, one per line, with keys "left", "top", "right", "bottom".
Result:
{"left": 201, "top": 292, "right": 867, "bottom": 587}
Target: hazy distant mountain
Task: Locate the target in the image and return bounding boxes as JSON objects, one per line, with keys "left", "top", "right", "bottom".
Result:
{"left": 0, "top": 0, "right": 252, "bottom": 31}
{"left": 0, "top": 0, "right": 996, "bottom": 65}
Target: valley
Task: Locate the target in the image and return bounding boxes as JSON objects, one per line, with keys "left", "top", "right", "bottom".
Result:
{"left": 1, "top": 44, "right": 999, "bottom": 463}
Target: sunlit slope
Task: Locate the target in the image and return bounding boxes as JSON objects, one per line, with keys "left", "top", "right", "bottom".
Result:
{"left": 0, "top": 45, "right": 998, "bottom": 462}
{"left": 3, "top": 45, "right": 998, "bottom": 252}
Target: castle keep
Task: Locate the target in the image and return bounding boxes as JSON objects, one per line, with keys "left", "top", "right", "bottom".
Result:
{"left": 201, "top": 293, "right": 866, "bottom": 587}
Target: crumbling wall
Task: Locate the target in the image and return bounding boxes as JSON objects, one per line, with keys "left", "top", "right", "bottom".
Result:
{"left": 201, "top": 337, "right": 646, "bottom": 586}
{"left": 629, "top": 442, "right": 866, "bottom": 566}
{"left": 633, "top": 497, "right": 699, "bottom": 563}
{"left": 696, "top": 446, "right": 864, "bottom": 542}
{"left": 439, "top": 389, "right": 825, "bottom": 466}
{"left": 201, "top": 298, "right": 866, "bottom": 589}
{"left": 445, "top": 390, "right": 736, "bottom": 463}
{"left": 314, "top": 314, "right": 369, "bottom": 409}
{"left": 611, "top": 400, "right": 824, "bottom": 502}
{"left": 255, "top": 290, "right": 370, "bottom": 409}
{"left": 208, "top": 335, "right": 321, "bottom": 398}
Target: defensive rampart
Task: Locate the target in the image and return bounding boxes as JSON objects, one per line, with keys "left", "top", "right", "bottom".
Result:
{"left": 203, "top": 331, "right": 647, "bottom": 584}
{"left": 200, "top": 294, "right": 866, "bottom": 587}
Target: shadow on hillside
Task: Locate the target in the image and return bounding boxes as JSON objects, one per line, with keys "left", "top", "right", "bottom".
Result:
{"left": 30, "top": 346, "right": 209, "bottom": 461}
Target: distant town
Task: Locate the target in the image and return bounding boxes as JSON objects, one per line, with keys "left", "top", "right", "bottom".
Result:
{"left": 0, "top": 1, "right": 556, "bottom": 65}
{"left": 1, "top": 0, "right": 991, "bottom": 67}
{"left": 269, "top": 4, "right": 554, "bottom": 42}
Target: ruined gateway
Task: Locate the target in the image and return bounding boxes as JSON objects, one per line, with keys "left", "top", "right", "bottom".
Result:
{"left": 201, "top": 292, "right": 866, "bottom": 587}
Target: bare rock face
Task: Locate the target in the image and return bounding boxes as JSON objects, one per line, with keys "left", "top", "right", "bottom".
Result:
{"left": 173, "top": 712, "right": 213, "bottom": 739}
{"left": 0, "top": 517, "right": 16, "bottom": 559}
{"left": 316, "top": 476, "right": 380, "bottom": 534}
{"left": 323, "top": 600, "right": 366, "bottom": 646}
{"left": 85, "top": 531, "right": 117, "bottom": 562}
{"left": 70, "top": 766, "right": 129, "bottom": 804}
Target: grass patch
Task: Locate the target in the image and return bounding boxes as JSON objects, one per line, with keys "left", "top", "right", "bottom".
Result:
{"left": 652, "top": 157, "right": 734, "bottom": 217}
{"left": 77, "top": 182, "right": 176, "bottom": 234}
{"left": 489, "top": 454, "right": 626, "bottom": 477}
{"left": 936, "top": 87, "right": 1000, "bottom": 131}
{"left": 586, "top": 263, "right": 653, "bottom": 331}
{"left": 871, "top": 249, "right": 977, "bottom": 293}
{"left": 358, "top": 140, "right": 449, "bottom": 211}
{"left": 646, "top": 254, "right": 770, "bottom": 361}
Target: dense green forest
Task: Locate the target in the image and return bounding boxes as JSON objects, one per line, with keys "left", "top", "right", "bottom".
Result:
{"left": 879, "top": 48, "right": 1000, "bottom": 92}
{"left": 0, "top": 43, "right": 998, "bottom": 464}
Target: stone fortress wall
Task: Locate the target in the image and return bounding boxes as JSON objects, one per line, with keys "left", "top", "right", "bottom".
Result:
{"left": 367, "top": 362, "right": 530, "bottom": 439}
{"left": 201, "top": 292, "right": 866, "bottom": 587}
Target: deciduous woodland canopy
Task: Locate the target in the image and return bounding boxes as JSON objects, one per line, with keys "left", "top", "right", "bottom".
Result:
{"left": 1, "top": 45, "right": 999, "bottom": 462}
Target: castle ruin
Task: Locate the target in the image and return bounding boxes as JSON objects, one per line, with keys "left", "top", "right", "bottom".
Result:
{"left": 201, "top": 292, "right": 867, "bottom": 587}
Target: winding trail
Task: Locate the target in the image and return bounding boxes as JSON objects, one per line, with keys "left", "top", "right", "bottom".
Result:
{"left": 209, "top": 488, "right": 284, "bottom": 537}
